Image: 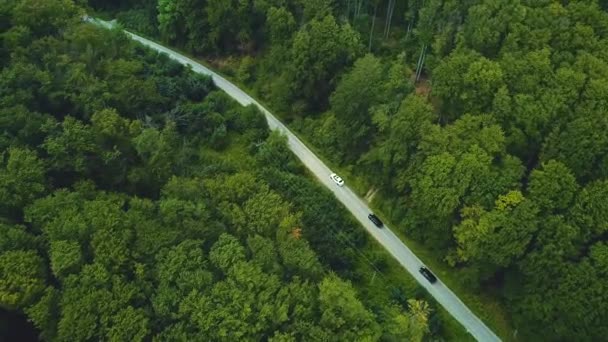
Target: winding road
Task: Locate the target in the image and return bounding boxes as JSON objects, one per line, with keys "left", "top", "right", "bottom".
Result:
{"left": 89, "top": 18, "right": 501, "bottom": 342}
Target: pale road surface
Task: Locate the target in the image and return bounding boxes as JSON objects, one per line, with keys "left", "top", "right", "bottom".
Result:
{"left": 90, "top": 18, "right": 501, "bottom": 342}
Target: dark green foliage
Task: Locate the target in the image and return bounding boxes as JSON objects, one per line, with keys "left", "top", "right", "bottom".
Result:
{"left": 260, "top": 168, "right": 367, "bottom": 275}
{"left": 0, "top": 148, "right": 47, "bottom": 218}
{"left": 12, "top": 0, "right": 81, "bottom": 38}
{"left": 225, "top": 104, "right": 270, "bottom": 148}
{"left": 330, "top": 53, "right": 384, "bottom": 160}
{"left": 116, "top": 6, "right": 159, "bottom": 37}
{"left": 85, "top": 0, "right": 608, "bottom": 339}
{"left": 0, "top": 250, "right": 46, "bottom": 310}
{"left": 1, "top": 2, "right": 432, "bottom": 341}
{"left": 286, "top": 14, "right": 363, "bottom": 112}
{"left": 255, "top": 131, "right": 301, "bottom": 173}
{"left": 15, "top": 0, "right": 608, "bottom": 338}
{"left": 0, "top": 224, "right": 37, "bottom": 252}
{"left": 417, "top": 1, "right": 608, "bottom": 340}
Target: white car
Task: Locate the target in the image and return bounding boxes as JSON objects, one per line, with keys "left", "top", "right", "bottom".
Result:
{"left": 329, "top": 173, "right": 344, "bottom": 187}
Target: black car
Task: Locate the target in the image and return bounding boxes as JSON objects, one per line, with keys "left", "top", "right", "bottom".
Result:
{"left": 368, "top": 213, "right": 383, "bottom": 228}
{"left": 419, "top": 266, "right": 437, "bottom": 283}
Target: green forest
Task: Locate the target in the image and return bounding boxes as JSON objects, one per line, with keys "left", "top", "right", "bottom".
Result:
{"left": 0, "top": 1, "right": 445, "bottom": 341}
{"left": 2, "top": 0, "right": 608, "bottom": 341}
{"left": 83, "top": 0, "right": 608, "bottom": 341}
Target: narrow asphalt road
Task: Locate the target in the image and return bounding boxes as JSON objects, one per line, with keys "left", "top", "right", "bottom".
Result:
{"left": 90, "top": 18, "right": 501, "bottom": 342}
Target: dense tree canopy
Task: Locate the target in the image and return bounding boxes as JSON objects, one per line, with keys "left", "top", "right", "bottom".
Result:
{"left": 3, "top": 0, "right": 607, "bottom": 338}
{"left": 0, "top": 1, "right": 436, "bottom": 341}
{"left": 96, "top": 0, "right": 608, "bottom": 339}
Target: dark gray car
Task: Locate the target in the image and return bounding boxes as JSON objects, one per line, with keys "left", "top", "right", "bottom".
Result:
{"left": 419, "top": 266, "right": 437, "bottom": 283}
{"left": 368, "top": 213, "right": 383, "bottom": 228}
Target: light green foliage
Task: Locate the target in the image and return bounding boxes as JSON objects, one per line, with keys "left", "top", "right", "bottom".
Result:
{"left": 91, "top": 109, "right": 140, "bottom": 147}
{"left": 417, "top": 115, "right": 524, "bottom": 204}
{"left": 361, "top": 95, "right": 435, "bottom": 191}
{"left": 462, "top": 57, "right": 504, "bottom": 113}
{"left": 12, "top": 0, "right": 81, "bottom": 38}
{"left": 383, "top": 53, "right": 414, "bottom": 99}
{"left": 161, "top": 176, "right": 206, "bottom": 201}
{"left": 409, "top": 152, "right": 461, "bottom": 221}
{"left": 266, "top": 6, "right": 296, "bottom": 45}
{"left": 385, "top": 300, "right": 431, "bottom": 342}
{"left": 0, "top": 250, "right": 46, "bottom": 309}
{"left": 0, "top": 224, "right": 37, "bottom": 252}
{"left": 91, "top": 109, "right": 141, "bottom": 186}
{"left": 590, "top": 242, "right": 608, "bottom": 276}
{"left": 406, "top": 114, "right": 524, "bottom": 246}
{"left": 158, "top": 181, "right": 214, "bottom": 243}
{"left": 297, "top": 114, "right": 343, "bottom": 162}
{"left": 0, "top": 147, "right": 46, "bottom": 216}
{"left": 55, "top": 263, "right": 140, "bottom": 341}
{"left": 43, "top": 116, "right": 97, "bottom": 173}
{"left": 433, "top": 50, "right": 504, "bottom": 115}
{"left": 157, "top": 0, "right": 181, "bottom": 41}
{"left": 49, "top": 240, "right": 83, "bottom": 278}
{"left": 318, "top": 275, "right": 381, "bottom": 341}
{"left": 106, "top": 306, "right": 149, "bottom": 342}
{"left": 268, "top": 331, "right": 297, "bottom": 342}
{"left": 431, "top": 49, "right": 481, "bottom": 117}
{"left": 243, "top": 189, "right": 291, "bottom": 236}
{"left": 205, "top": 172, "right": 265, "bottom": 205}
{"left": 25, "top": 287, "right": 59, "bottom": 341}
{"left": 276, "top": 214, "right": 323, "bottom": 280}
{"left": 126, "top": 197, "right": 180, "bottom": 258}
{"left": 237, "top": 55, "right": 255, "bottom": 84}
{"left": 24, "top": 190, "right": 91, "bottom": 243}
{"left": 155, "top": 240, "right": 213, "bottom": 296}
{"left": 463, "top": 0, "right": 526, "bottom": 56}
{"left": 209, "top": 233, "right": 247, "bottom": 273}
{"left": 453, "top": 191, "right": 539, "bottom": 276}
{"left": 129, "top": 122, "right": 180, "bottom": 193}
{"left": 179, "top": 261, "right": 287, "bottom": 340}
{"left": 90, "top": 218, "right": 133, "bottom": 273}
{"left": 152, "top": 240, "right": 214, "bottom": 321}
{"left": 528, "top": 160, "right": 578, "bottom": 213}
